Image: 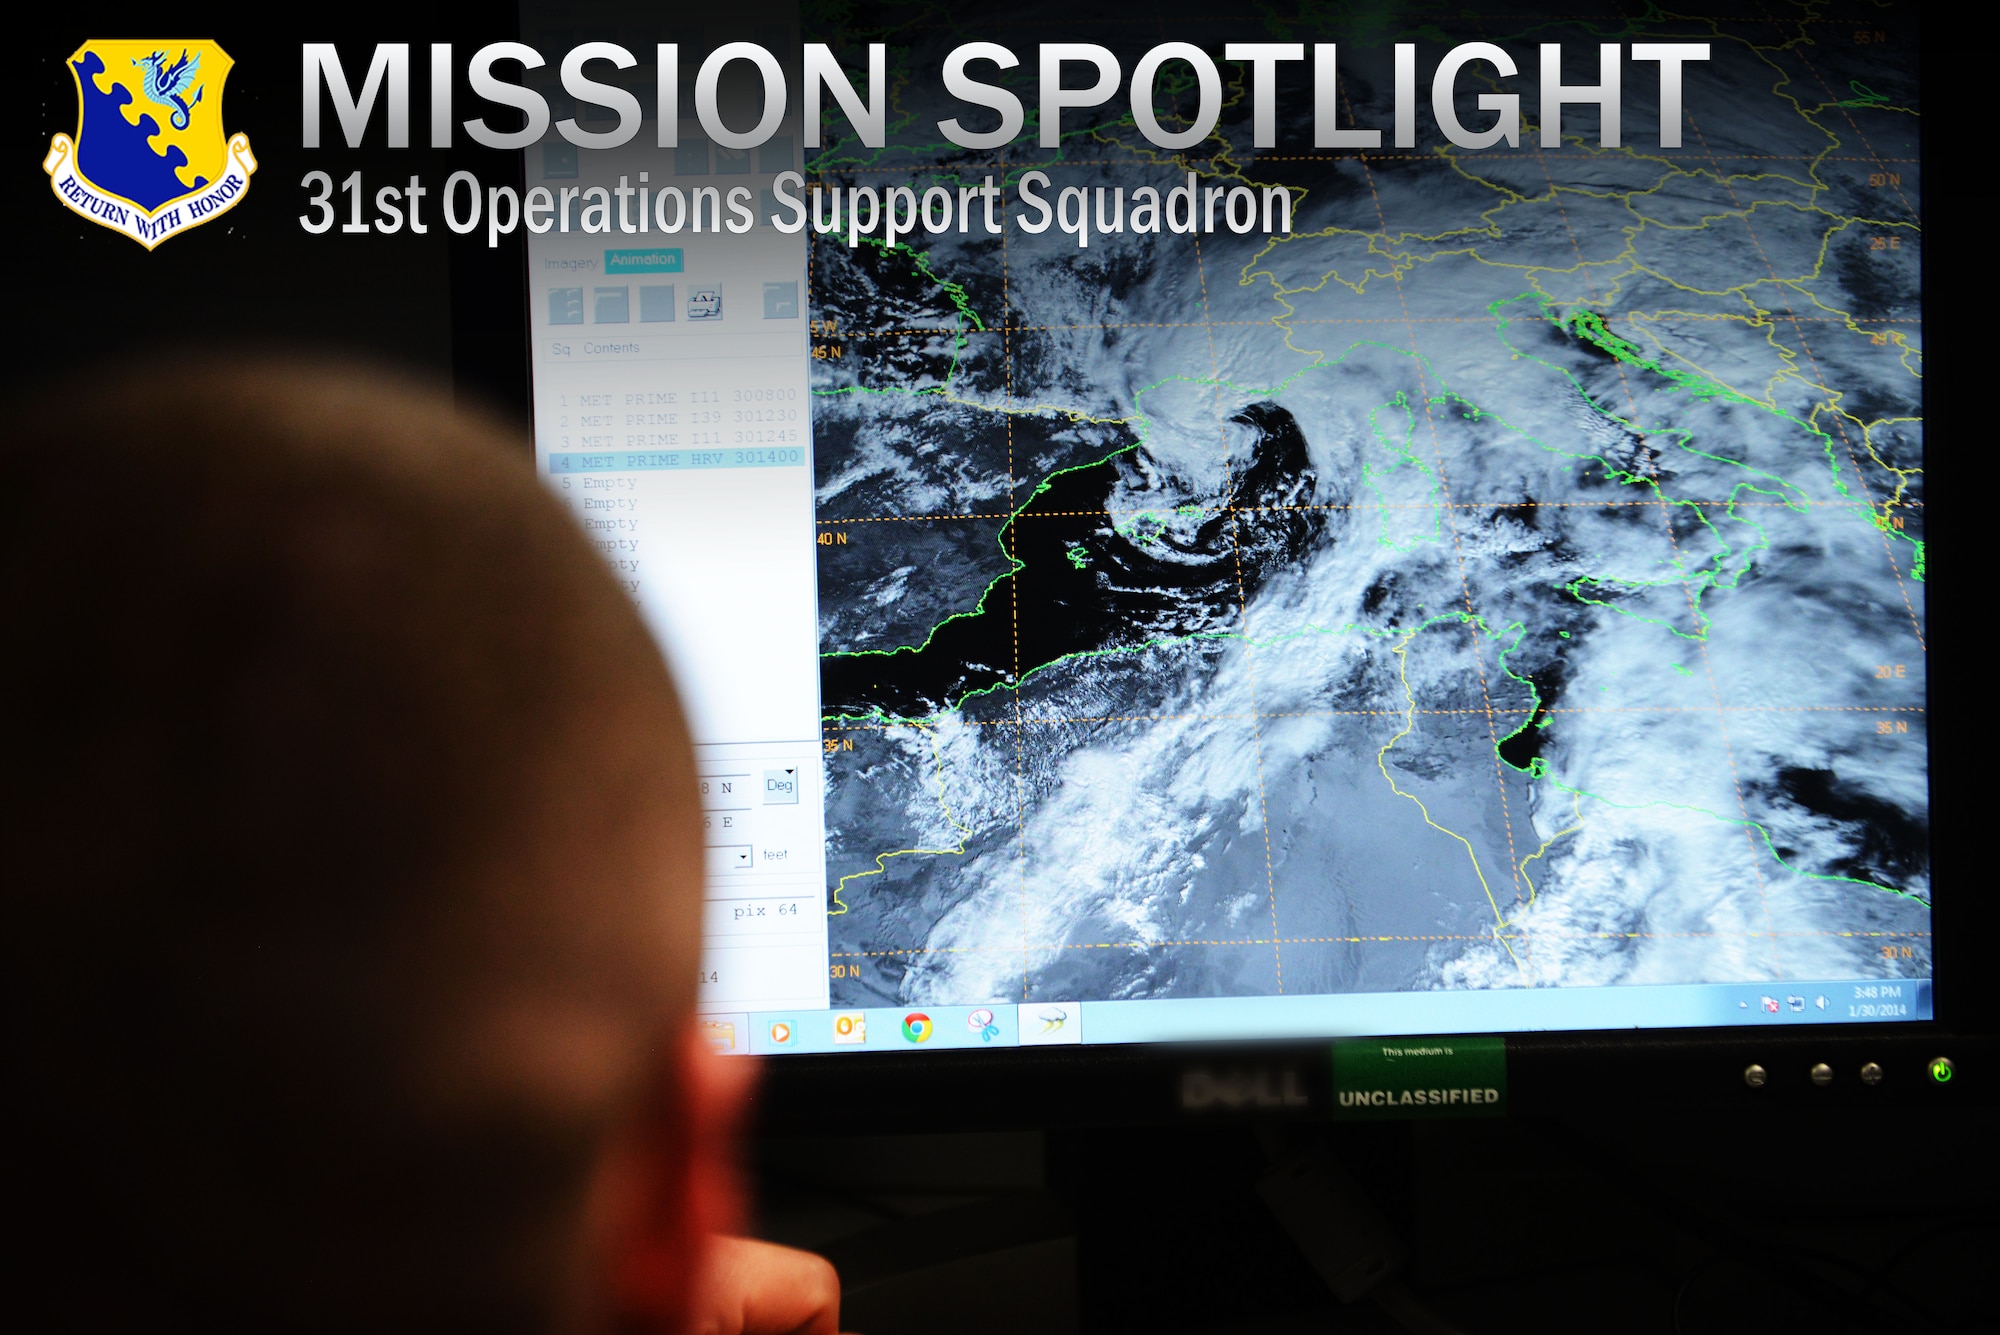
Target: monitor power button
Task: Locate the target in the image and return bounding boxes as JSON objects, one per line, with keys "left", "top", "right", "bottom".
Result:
{"left": 1743, "top": 1064, "right": 1768, "bottom": 1088}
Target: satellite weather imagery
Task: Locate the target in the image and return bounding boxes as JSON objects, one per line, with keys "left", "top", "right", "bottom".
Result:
{"left": 806, "top": 3, "right": 1927, "bottom": 1009}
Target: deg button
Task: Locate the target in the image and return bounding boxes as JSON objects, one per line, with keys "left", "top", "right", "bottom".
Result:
{"left": 762, "top": 768, "right": 800, "bottom": 805}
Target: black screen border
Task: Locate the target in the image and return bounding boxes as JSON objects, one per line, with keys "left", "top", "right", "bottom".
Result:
{"left": 460, "top": 2, "right": 1984, "bottom": 1126}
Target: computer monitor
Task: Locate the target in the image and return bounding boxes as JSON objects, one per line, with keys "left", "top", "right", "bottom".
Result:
{"left": 503, "top": 1, "right": 1973, "bottom": 1120}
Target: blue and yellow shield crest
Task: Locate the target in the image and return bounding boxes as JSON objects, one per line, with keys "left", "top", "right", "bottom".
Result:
{"left": 43, "top": 39, "right": 256, "bottom": 249}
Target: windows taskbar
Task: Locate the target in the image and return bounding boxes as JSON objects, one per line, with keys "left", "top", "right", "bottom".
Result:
{"left": 699, "top": 977, "right": 1935, "bottom": 1056}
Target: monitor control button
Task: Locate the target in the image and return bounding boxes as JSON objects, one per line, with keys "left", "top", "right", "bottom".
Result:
{"left": 1859, "top": 1061, "right": 1885, "bottom": 1086}
{"left": 1928, "top": 1056, "right": 1955, "bottom": 1085}
{"left": 1810, "top": 1062, "right": 1834, "bottom": 1087}
{"left": 1743, "top": 1064, "right": 1768, "bottom": 1088}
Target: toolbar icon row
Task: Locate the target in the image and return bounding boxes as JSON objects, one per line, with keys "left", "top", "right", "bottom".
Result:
{"left": 548, "top": 282, "right": 798, "bottom": 326}
{"left": 698, "top": 1003, "right": 1073, "bottom": 1054}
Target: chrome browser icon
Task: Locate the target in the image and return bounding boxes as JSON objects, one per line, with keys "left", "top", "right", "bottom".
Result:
{"left": 901, "top": 1012, "right": 933, "bottom": 1043}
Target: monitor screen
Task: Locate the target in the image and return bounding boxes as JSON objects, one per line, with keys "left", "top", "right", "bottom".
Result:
{"left": 520, "top": 3, "right": 1927, "bottom": 1058}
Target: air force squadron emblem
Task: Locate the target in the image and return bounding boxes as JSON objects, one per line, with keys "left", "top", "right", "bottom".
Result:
{"left": 43, "top": 40, "right": 255, "bottom": 248}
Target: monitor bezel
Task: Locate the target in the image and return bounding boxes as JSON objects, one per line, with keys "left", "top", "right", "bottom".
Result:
{"left": 462, "top": 7, "right": 1974, "bottom": 1123}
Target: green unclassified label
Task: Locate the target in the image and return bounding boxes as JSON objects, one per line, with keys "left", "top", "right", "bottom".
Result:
{"left": 1331, "top": 1034, "right": 1507, "bottom": 1119}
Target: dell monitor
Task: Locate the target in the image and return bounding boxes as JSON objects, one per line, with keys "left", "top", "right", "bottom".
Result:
{"left": 500, "top": 0, "right": 1970, "bottom": 1122}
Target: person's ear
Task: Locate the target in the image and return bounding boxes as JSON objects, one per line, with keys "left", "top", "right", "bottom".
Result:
{"left": 676, "top": 1030, "right": 759, "bottom": 1251}
{"left": 590, "top": 1027, "right": 757, "bottom": 1330}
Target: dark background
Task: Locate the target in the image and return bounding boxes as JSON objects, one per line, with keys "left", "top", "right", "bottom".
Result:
{"left": 14, "top": 7, "right": 1986, "bottom": 1332}
{"left": 16, "top": 5, "right": 528, "bottom": 417}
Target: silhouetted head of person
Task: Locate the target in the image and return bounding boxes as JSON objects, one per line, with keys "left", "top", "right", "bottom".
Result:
{"left": 2, "top": 364, "right": 728, "bottom": 1333}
